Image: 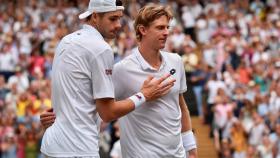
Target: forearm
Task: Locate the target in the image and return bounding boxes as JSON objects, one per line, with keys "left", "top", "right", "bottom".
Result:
{"left": 179, "top": 94, "right": 197, "bottom": 157}
{"left": 96, "top": 98, "right": 136, "bottom": 122}
{"left": 179, "top": 94, "right": 192, "bottom": 132}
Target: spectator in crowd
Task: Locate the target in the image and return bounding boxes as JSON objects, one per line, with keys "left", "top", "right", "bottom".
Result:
{"left": 7, "top": 66, "right": 29, "bottom": 93}
{"left": 270, "top": 121, "right": 280, "bottom": 157}
{"left": 257, "top": 134, "right": 274, "bottom": 158}
{"left": 191, "top": 61, "right": 210, "bottom": 119}
{"left": 230, "top": 120, "right": 248, "bottom": 158}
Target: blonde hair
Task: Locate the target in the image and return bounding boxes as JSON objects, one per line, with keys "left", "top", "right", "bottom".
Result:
{"left": 134, "top": 4, "right": 173, "bottom": 41}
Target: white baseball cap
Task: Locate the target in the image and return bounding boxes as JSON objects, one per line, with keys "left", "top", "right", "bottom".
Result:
{"left": 79, "top": 0, "right": 124, "bottom": 19}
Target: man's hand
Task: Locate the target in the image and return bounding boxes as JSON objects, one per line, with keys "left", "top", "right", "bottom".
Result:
{"left": 188, "top": 148, "right": 198, "bottom": 158}
{"left": 40, "top": 108, "right": 56, "bottom": 130}
{"left": 141, "top": 74, "right": 176, "bottom": 101}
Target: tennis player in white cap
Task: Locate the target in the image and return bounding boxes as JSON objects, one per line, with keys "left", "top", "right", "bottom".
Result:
{"left": 40, "top": 0, "right": 175, "bottom": 157}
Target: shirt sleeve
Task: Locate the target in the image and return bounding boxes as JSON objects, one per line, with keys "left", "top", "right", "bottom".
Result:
{"left": 91, "top": 48, "right": 115, "bottom": 99}
{"left": 179, "top": 56, "right": 187, "bottom": 93}
{"left": 112, "top": 62, "right": 126, "bottom": 101}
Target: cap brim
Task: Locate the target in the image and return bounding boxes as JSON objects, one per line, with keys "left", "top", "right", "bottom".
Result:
{"left": 79, "top": 11, "right": 93, "bottom": 19}
{"left": 79, "top": 6, "right": 124, "bottom": 19}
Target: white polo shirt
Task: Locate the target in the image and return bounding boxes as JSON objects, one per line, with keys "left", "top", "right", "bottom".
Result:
{"left": 41, "top": 25, "right": 115, "bottom": 157}
{"left": 113, "top": 48, "right": 187, "bottom": 158}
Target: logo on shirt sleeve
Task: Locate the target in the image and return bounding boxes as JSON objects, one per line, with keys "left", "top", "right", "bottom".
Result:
{"left": 105, "top": 69, "right": 112, "bottom": 75}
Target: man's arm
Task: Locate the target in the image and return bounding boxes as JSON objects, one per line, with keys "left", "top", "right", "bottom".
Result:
{"left": 179, "top": 94, "right": 198, "bottom": 158}
{"left": 97, "top": 74, "right": 175, "bottom": 122}
{"left": 40, "top": 74, "right": 175, "bottom": 128}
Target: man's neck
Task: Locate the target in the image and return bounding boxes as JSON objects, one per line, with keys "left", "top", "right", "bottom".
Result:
{"left": 138, "top": 42, "right": 162, "bottom": 70}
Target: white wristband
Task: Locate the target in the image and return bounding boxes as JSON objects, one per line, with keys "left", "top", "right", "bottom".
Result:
{"left": 182, "top": 130, "right": 197, "bottom": 151}
{"left": 129, "top": 92, "right": 146, "bottom": 108}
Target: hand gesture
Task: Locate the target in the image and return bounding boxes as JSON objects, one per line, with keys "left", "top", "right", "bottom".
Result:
{"left": 141, "top": 74, "right": 176, "bottom": 101}
{"left": 40, "top": 108, "right": 56, "bottom": 130}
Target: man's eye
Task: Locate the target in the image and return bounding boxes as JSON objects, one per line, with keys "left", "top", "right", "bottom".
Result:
{"left": 110, "top": 18, "right": 118, "bottom": 21}
{"left": 157, "top": 26, "right": 165, "bottom": 30}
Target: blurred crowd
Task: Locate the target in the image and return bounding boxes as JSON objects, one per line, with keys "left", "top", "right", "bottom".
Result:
{"left": 0, "top": 0, "right": 280, "bottom": 158}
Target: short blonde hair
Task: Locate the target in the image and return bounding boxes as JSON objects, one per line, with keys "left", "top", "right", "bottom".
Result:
{"left": 134, "top": 4, "right": 173, "bottom": 41}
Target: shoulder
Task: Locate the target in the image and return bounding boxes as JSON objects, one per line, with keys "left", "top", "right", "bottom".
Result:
{"left": 62, "top": 29, "right": 112, "bottom": 56}
{"left": 114, "top": 53, "right": 137, "bottom": 72}
{"left": 161, "top": 51, "right": 182, "bottom": 63}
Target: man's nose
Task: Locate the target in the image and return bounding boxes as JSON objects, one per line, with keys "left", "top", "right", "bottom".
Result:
{"left": 115, "top": 20, "right": 121, "bottom": 30}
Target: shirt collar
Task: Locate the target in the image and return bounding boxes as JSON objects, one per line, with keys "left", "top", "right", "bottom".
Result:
{"left": 134, "top": 47, "right": 167, "bottom": 71}
{"left": 82, "top": 24, "right": 104, "bottom": 40}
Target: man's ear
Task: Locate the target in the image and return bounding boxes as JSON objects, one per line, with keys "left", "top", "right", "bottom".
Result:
{"left": 138, "top": 25, "right": 147, "bottom": 37}
{"left": 90, "top": 13, "right": 98, "bottom": 24}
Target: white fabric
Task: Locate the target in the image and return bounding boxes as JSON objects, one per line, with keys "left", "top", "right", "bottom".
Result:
{"left": 222, "top": 117, "right": 238, "bottom": 139}
{"left": 41, "top": 24, "right": 115, "bottom": 157}
{"left": 189, "top": 4, "right": 203, "bottom": 19}
{"left": 214, "top": 104, "right": 233, "bottom": 129}
{"left": 181, "top": 9, "right": 195, "bottom": 28}
{"left": 17, "top": 31, "right": 33, "bottom": 55}
{"left": 182, "top": 130, "right": 197, "bottom": 151}
{"left": 44, "top": 155, "right": 99, "bottom": 158}
{"left": 206, "top": 80, "right": 227, "bottom": 104}
{"left": 205, "top": 3, "right": 222, "bottom": 14}
{"left": 7, "top": 74, "right": 29, "bottom": 93}
{"left": 233, "top": 152, "right": 246, "bottom": 158}
{"left": 257, "top": 145, "right": 273, "bottom": 158}
{"left": 129, "top": 92, "right": 146, "bottom": 108}
{"left": 249, "top": 123, "right": 267, "bottom": 146}
{"left": 203, "top": 48, "right": 216, "bottom": 68}
{"left": 113, "top": 48, "right": 187, "bottom": 158}
{"left": 0, "top": 52, "right": 17, "bottom": 72}
{"left": 170, "top": 33, "right": 185, "bottom": 49}
{"left": 269, "top": 91, "right": 280, "bottom": 114}
{"left": 79, "top": 0, "right": 124, "bottom": 19}
{"left": 110, "top": 140, "right": 122, "bottom": 158}
{"left": 196, "top": 19, "right": 210, "bottom": 44}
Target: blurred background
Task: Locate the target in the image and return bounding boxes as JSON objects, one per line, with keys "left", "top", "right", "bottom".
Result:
{"left": 0, "top": 0, "right": 280, "bottom": 158}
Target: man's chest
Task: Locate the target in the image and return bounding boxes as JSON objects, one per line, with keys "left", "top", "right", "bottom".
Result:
{"left": 122, "top": 64, "right": 182, "bottom": 95}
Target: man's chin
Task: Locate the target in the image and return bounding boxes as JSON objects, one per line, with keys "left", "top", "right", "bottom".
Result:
{"left": 108, "top": 36, "right": 116, "bottom": 39}
{"left": 159, "top": 44, "right": 166, "bottom": 49}
{"left": 105, "top": 33, "right": 116, "bottom": 39}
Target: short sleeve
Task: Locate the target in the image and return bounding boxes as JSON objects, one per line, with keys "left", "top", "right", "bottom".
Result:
{"left": 91, "top": 49, "right": 115, "bottom": 99}
{"left": 179, "top": 56, "right": 187, "bottom": 93}
{"left": 112, "top": 62, "right": 126, "bottom": 101}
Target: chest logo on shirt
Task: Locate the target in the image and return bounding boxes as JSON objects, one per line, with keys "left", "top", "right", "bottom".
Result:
{"left": 170, "top": 69, "right": 176, "bottom": 75}
{"left": 105, "top": 69, "right": 112, "bottom": 75}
